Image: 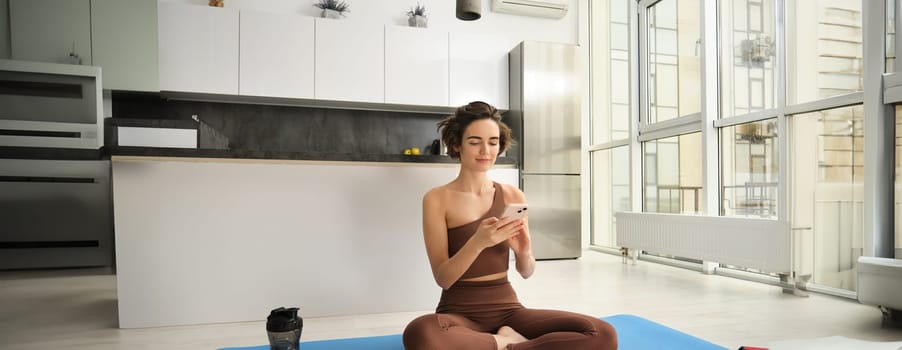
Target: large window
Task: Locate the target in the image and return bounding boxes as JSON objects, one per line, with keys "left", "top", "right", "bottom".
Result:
{"left": 643, "top": 133, "right": 703, "bottom": 214}
{"left": 721, "top": 119, "right": 779, "bottom": 217}
{"left": 646, "top": 0, "right": 700, "bottom": 123}
{"left": 589, "top": 0, "right": 889, "bottom": 297}
{"left": 786, "top": 0, "right": 863, "bottom": 104}
{"left": 720, "top": 0, "right": 777, "bottom": 118}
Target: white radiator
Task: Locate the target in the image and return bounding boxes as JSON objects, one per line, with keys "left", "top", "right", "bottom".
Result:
{"left": 616, "top": 212, "right": 791, "bottom": 274}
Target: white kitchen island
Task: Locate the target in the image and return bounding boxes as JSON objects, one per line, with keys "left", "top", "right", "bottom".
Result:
{"left": 111, "top": 156, "right": 517, "bottom": 328}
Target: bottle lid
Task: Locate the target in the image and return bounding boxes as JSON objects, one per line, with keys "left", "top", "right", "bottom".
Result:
{"left": 266, "top": 307, "right": 303, "bottom": 332}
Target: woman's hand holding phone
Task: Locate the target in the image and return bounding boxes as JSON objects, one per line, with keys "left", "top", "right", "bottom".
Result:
{"left": 470, "top": 204, "right": 529, "bottom": 250}
{"left": 473, "top": 211, "right": 526, "bottom": 250}
{"left": 502, "top": 204, "right": 532, "bottom": 257}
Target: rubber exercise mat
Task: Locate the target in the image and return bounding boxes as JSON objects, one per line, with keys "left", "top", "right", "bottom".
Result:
{"left": 219, "top": 314, "right": 727, "bottom": 350}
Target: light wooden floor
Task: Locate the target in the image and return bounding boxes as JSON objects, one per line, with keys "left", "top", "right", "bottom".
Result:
{"left": 1, "top": 251, "right": 900, "bottom": 350}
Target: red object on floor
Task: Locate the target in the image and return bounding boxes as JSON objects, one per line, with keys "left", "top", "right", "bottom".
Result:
{"left": 738, "top": 347, "right": 769, "bottom": 350}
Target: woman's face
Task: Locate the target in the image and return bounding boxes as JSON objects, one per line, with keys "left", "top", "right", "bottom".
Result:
{"left": 458, "top": 118, "right": 500, "bottom": 171}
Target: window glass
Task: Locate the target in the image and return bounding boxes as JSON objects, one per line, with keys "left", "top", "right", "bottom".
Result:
{"left": 591, "top": 146, "right": 630, "bottom": 248}
{"left": 895, "top": 106, "right": 902, "bottom": 257}
{"left": 721, "top": 119, "right": 779, "bottom": 218}
{"left": 591, "top": 0, "right": 631, "bottom": 144}
{"left": 720, "top": 0, "right": 776, "bottom": 118}
{"left": 888, "top": 0, "right": 896, "bottom": 72}
{"left": 643, "top": 133, "right": 703, "bottom": 213}
{"left": 786, "top": 0, "right": 863, "bottom": 105}
{"left": 790, "top": 105, "right": 864, "bottom": 291}
{"left": 646, "top": 0, "right": 701, "bottom": 124}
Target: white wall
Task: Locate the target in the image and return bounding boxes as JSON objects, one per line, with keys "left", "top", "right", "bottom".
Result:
{"left": 159, "top": 0, "right": 580, "bottom": 45}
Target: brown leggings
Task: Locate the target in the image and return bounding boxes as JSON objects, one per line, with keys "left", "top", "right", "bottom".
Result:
{"left": 402, "top": 278, "right": 617, "bottom": 350}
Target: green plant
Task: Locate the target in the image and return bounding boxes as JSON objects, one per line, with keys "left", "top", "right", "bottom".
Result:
{"left": 314, "top": 0, "right": 350, "bottom": 14}
{"left": 407, "top": 2, "right": 426, "bottom": 17}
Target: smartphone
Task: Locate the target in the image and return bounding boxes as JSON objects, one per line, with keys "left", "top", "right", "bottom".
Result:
{"left": 500, "top": 203, "right": 528, "bottom": 220}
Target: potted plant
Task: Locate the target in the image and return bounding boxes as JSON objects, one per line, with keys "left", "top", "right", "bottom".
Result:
{"left": 314, "top": 0, "right": 349, "bottom": 19}
{"left": 407, "top": 2, "right": 427, "bottom": 28}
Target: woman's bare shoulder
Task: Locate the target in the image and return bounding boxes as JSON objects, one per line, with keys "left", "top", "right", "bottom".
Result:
{"left": 499, "top": 183, "right": 527, "bottom": 203}
{"left": 422, "top": 185, "right": 451, "bottom": 227}
{"left": 423, "top": 184, "right": 452, "bottom": 205}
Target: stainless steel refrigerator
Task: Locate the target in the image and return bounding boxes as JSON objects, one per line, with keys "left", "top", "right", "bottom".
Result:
{"left": 508, "top": 41, "right": 582, "bottom": 260}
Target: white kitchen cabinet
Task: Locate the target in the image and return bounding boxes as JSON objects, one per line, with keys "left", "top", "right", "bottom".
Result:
{"left": 239, "top": 11, "right": 314, "bottom": 99}
{"left": 9, "top": 0, "right": 92, "bottom": 65}
{"left": 450, "top": 33, "right": 514, "bottom": 110}
{"left": 315, "top": 18, "right": 384, "bottom": 103}
{"left": 158, "top": 2, "right": 238, "bottom": 95}
{"left": 91, "top": 0, "right": 159, "bottom": 92}
{"left": 385, "top": 26, "right": 448, "bottom": 107}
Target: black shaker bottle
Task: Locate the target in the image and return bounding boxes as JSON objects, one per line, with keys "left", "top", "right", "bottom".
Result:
{"left": 266, "top": 307, "right": 303, "bottom": 350}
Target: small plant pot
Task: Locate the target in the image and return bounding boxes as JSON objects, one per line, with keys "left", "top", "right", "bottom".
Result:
{"left": 321, "top": 9, "right": 342, "bottom": 19}
{"left": 408, "top": 15, "right": 427, "bottom": 28}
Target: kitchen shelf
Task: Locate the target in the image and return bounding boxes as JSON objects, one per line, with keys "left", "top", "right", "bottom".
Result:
{"left": 106, "top": 145, "right": 518, "bottom": 165}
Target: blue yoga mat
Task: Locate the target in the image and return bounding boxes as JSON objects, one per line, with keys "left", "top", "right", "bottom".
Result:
{"left": 219, "top": 314, "right": 726, "bottom": 350}
{"left": 605, "top": 314, "right": 727, "bottom": 350}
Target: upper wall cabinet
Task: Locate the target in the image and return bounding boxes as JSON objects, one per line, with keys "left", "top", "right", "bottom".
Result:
{"left": 9, "top": 0, "right": 158, "bottom": 92}
{"left": 450, "top": 33, "right": 513, "bottom": 110}
{"left": 91, "top": 0, "right": 159, "bottom": 92}
{"left": 158, "top": 3, "right": 238, "bottom": 95}
{"left": 315, "top": 19, "right": 384, "bottom": 103}
{"left": 10, "top": 0, "right": 93, "bottom": 65}
{"left": 385, "top": 27, "right": 449, "bottom": 107}
{"left": 239, "top": 11, "right": 314, "bottom": 99}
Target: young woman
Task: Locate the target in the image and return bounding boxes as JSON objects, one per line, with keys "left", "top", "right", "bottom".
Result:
{"left": 403, "top": 102, "right": 618, "bottom": 350}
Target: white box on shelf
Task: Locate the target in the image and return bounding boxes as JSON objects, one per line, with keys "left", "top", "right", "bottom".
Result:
{"left": 117, "top": 127, "right": 197, "bottom": 149}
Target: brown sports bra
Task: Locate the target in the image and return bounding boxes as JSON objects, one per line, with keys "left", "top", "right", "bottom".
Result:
{"left": 446, "top": 182, "right": 510, "bottom": 279}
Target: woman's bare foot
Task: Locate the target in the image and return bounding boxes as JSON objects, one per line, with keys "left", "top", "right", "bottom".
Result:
{"left": 493, "top": 326, "right": 528, "bottom": 349}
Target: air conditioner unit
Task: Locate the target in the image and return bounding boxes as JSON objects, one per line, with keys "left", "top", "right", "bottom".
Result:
{"left": 491, "top": 0, "right": 568, "bottom": 19}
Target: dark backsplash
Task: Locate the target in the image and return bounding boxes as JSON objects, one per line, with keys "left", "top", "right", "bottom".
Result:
{"left": 112, "top": 93, "right": 448, "bottom": 155}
